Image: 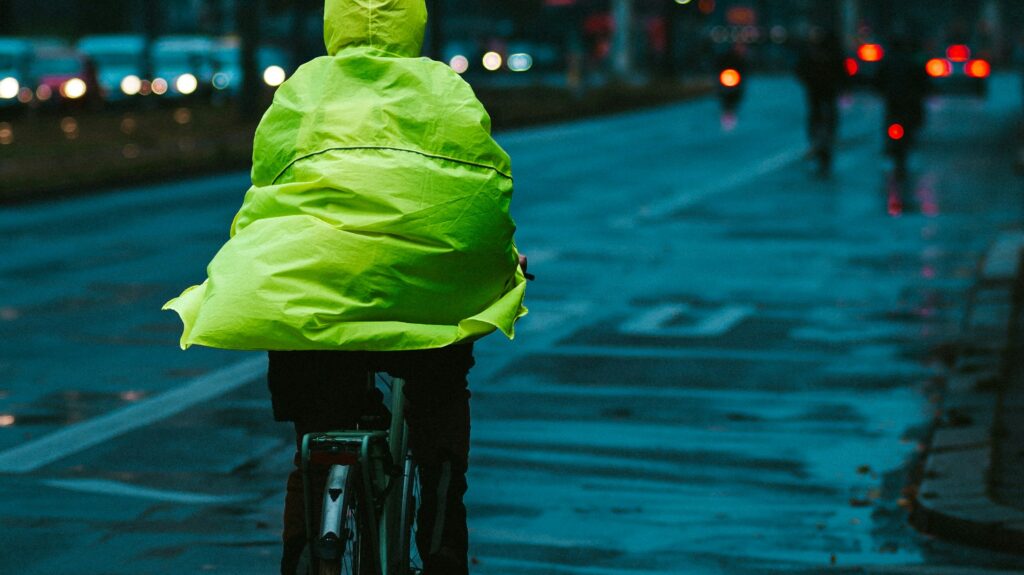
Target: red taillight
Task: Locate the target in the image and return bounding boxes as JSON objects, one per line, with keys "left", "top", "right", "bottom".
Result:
{"left": 858, "top": 43, "right": 884, "bottom": 62}
{"left": 719, "top": 68, "right": 741, "bottom": 88}
{"left": 845, "top": 57, "right": 859, "bottom": 76}
{"left": 946, "top": 44, "right": 970, "bottom": 62}
{"left": 888, "top": 123, "right": 905, "bottom": 140}
{"left": 965, "top": 59, "right": 990, "bottom": 78}
{"left": 926, "top": 58, "right": 952, "bottom": 78}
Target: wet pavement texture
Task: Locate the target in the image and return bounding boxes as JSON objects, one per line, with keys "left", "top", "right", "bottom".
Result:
{"left": 1, "top": 75, "right": 1024, "bottom": 574}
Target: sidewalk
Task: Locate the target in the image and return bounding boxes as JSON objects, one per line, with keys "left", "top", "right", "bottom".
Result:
{"left": 911, "top": 230, "right": 1024, "bottom": 552}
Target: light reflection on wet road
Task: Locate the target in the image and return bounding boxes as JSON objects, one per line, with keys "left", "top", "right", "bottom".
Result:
{"left": 1, "top": 75, "right": 1023, "bottom": 574}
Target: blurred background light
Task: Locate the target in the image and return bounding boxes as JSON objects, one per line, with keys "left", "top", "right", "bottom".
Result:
{"left": 212, "top": 73, "right": 231, "bottom": 90}
{"left": 152, "top": 78, "right": 169, "bottom": 96}
{"left": 926, "top": 58, "right": 951, "bottom": 77}
{"left": 60, "top": 78, "right": 87, "bottom": 100}
{"left": 263, "top": 66, "right": 286, "bottom": 87}
{"left": 121, "top": 75, "right": 142, "bottom": 96}
{"left": 507, "top": 53, "right": 533, "bottom": 72}
{"left": 0, "top": 77, "right": 20, "bottom": 100}
{"left": 175, "top": 73, "right": 198, "bottom": 95}
{"left": 482, "top": 51, "right": 502, "bottom": 72}
{"left": 449, "top": 55, "right": 469, "bottom": 74}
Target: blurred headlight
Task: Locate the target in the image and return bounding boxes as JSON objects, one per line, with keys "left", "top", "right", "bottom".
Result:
{"left": 61, "top": 78, "right": 87, "bottom": 100}
{"left": 121, "top": 75, "right": 142, "bottom": 96}
{"left": 0, "top": 77, "right": 19, "bottom": 100}
{"left": 482, "top": 51, "right": 502, "bottom": 72}
{"left": 175, "top": 73, "right": 198, "bottom": 95}
{"left": 263, "top": 66, "right": 286, "bottom": 87}
{"left": 152, "top": 78, "right": 169, "bottom": 95}
{"left": 507, "top": 53, "right": 533, "bottom": 72}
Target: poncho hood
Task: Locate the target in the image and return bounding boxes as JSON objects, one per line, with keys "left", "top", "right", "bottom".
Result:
{"left": 324, "top": 0, "right": 427, "bottom": 57}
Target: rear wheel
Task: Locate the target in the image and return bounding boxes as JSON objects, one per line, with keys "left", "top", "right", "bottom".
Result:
{"left": 317, "top": 465, "right": 363, "bottom": 575}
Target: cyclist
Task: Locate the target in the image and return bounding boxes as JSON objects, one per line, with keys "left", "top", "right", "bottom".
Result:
{"left": 163, "top": 1, "right": 528, "bottom": 573}
{"left": 875, "top": 34, "right": 929, "bottom": 178}
{"left": 795, "top": 27, "right": 846, "bottom": 176}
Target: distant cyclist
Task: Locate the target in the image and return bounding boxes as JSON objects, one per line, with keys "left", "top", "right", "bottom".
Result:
{"left": 875, "top": 34, "right": 930, "bottom": 177}
{"left": 795, "top": 27, "right": 847, "bottom": 176}
{"left": 163, "top": 1, "right": 528, "bottom": 573}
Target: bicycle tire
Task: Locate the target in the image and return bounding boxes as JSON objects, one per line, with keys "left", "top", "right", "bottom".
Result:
{"left": 394, "top": 454, "right": 422, "bottom": 575}
{"left": 317, "top": 464, "right": 363, "bottom": 575}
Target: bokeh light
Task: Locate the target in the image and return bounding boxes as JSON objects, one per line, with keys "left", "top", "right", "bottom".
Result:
{"left": 507, "top": 53, "right": 533, "bottom": 72}
{"left": 61, "top": 78, "right": 87, "bottom": 100}
{"left": 263, "top": 66, "right": 286, "bottom": 87}
{"left": 152, "top": 78, "right": 169, "bottom": 96}
{"left": 926, "top": 58, "right": 951, "bottom": 77}
{"left": 0, "top": 123, "right": 13, "bottom": 145}
{"left": 719, "top": 69, "right": 741, "bottom": 87}
{"left": 121, "top": 75, "right": 142, "bottom": 96}
{"left": 0, "top": 77, "right": 19, "bottom": 100}
{"left": 175, "top": 73, "right": 198, "bottom": 95}
{"left": 212, "top": 72, "right": 231, "bottom": 90}
{"left": 449, "top": 55, "right": 469, "bottom": 74}
{"left": 482, "top": 51, "right": 503, "bottom": 72}
{"left": 174, "top": 107, "right": 192, "bottom": 125}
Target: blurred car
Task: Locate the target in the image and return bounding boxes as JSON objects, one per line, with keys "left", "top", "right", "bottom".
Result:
{"left": 209, "top": 38, "right": 290, "bottom": 97}
{"left": 76, "top": 34, "right": 145, "bottom": 102}
{"left": 924, "top": 43, "right": 989, "bottom": 97}
{"left": 845, "top": 41, "right": 885, "bottom": 88}
{"left": 30, "top": 47, "right": 95, "bottom": 108}
{"left": 0, "top": 38, "right": 33, "bottom": 108}
{"left": 152, "top": 35, "right": 216, "bottom": 99}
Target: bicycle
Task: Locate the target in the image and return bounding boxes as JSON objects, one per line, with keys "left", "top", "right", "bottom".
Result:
{"left": 298, "top": 372, "right": 422, "bottom": 575}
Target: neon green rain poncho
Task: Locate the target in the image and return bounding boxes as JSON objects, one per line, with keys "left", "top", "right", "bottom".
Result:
{"left": 164, "top": 0, "right": 526, "bottom": 351}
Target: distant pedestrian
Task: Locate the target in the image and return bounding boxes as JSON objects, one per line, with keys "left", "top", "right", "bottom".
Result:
{"left": 795, "top": 28, "right": 847, "bottom": 175}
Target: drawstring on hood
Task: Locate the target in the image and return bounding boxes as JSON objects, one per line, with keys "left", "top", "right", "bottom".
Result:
{"left": 324, "top": 0, "right": 427, "bottom": 57}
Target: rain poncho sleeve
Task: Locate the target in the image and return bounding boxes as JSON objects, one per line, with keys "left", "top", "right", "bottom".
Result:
{"left": 163, "top": 0, "right": 526, "bottom": 351}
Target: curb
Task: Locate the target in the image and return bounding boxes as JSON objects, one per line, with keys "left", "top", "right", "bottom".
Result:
{"left": 910, "top": 231, "right": 1024, "bottom": 552}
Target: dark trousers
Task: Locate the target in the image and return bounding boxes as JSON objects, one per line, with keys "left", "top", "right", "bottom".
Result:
{"left": 268, "top": 345, "right": 474, "bottom": 575}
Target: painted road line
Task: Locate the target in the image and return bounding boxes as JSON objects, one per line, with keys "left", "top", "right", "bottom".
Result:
{"left": 0, "top": 355, "right": 266, "bottom": 474}
{"left": 472, "top": 555, "right": 704, "bottom": 575}
{"left": 43, "top": 478, "right": 255, "bottom": 504}
{"left": 619, "top": 303, "right": 753, "bottom": 337}
{"left": 611, "top": 145, "right": 806, "bottom": 228}
{"left": 541, "top": 344, "right": 834, "bottom": 363}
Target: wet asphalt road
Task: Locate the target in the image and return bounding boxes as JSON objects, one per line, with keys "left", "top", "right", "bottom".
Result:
{"left": 1, "top": 75, "right": 1024, "bottom": 574}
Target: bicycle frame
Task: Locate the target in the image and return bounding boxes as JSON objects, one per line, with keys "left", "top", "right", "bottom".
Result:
{"left": 300, "top": 374, "right": 413, "bottom": 575}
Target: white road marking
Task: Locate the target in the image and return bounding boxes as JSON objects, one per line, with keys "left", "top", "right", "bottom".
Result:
{"left": 612, "top": 145, "right": 806, "bottom": 228}
{"left": 981, "top": 231, "right": 1024, "bottom": 281}
{"left": 517, "top": 300, "right": 593, "bottom": 334}
{"left": 0, "top": 355, "right": 266, "bottom": 473}
{"left": 619, "top": 304, "right": 688, "bottom": 335}
{"left": 619, "top": 303, "right": 753, "bottom": 337}
{"left": 472, "top": 555, "right": 706, "bottom": 575}
{"left": 42, "top": 478, "right": 255, "bottom": 504}
{"left": 539, "top": 344, "right": 832, "bottom": 363}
